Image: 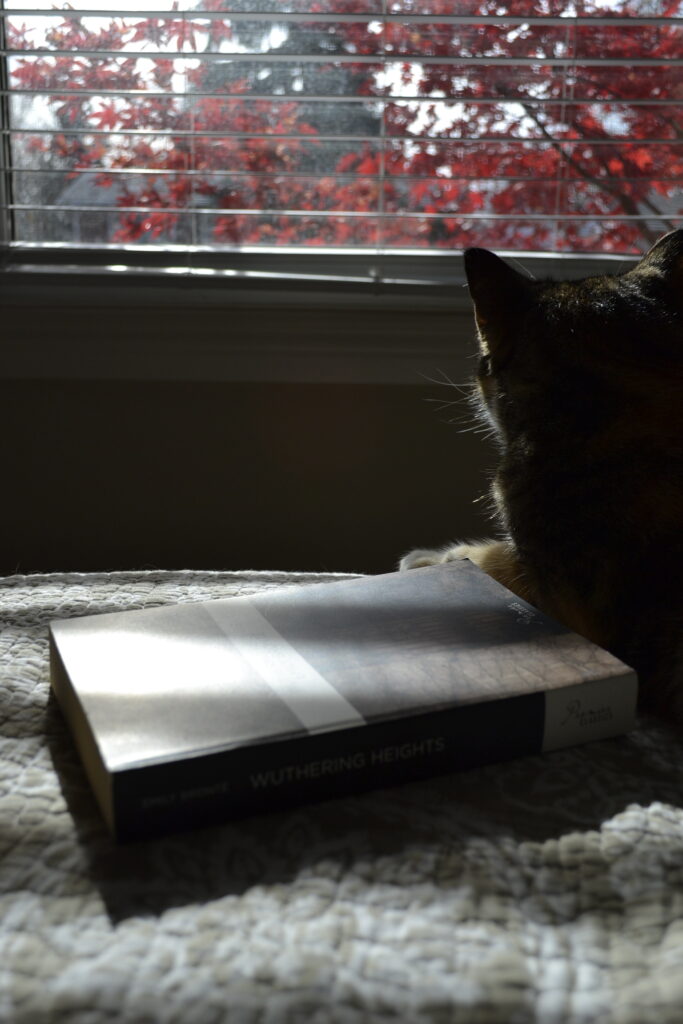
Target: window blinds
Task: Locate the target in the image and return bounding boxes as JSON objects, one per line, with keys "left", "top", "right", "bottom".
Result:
{"left": 1, "top": 1, "right": 682, "bottom": 270}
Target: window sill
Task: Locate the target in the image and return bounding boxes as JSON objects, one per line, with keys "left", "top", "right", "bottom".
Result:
{"left": 0, "top": 249, "right": 638, "bottom": 385}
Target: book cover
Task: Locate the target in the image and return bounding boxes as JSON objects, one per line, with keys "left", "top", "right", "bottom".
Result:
{"left": 49, "top": 561, "right": 638, "bottom": 840}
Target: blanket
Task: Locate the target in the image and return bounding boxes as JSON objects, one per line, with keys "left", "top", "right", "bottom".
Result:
{"left": 2, "top": 569, "right": 683, "bottom": 1024}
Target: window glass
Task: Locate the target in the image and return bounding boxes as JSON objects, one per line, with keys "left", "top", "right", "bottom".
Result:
{"left": 4, "top": 1, "right": 682, "bottom": 255}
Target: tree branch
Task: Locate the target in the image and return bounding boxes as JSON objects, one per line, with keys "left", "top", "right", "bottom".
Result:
{"left": 519, "top": 100, "right": 670, "bottom": 247}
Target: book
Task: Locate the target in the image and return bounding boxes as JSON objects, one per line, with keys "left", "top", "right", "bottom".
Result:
{"left": 49, "top": 561, "right": 638, "bottom": 840}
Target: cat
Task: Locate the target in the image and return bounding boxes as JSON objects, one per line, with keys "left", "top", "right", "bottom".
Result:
{"left": 401, "top": 228, "right": 683, "bottom": 720}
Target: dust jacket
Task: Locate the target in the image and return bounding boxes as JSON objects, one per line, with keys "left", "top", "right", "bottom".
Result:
{"left": 49, "top": 561, "right": 638, "bottom": 840}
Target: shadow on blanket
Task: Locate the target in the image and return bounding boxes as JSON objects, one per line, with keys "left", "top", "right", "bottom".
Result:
{"left": 44, "top": 693, "right": 683, "bottom": 926}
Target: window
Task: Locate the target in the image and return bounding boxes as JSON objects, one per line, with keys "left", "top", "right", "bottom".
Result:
{"left": 1, "top": 0, "right": 681, "bottom": 289}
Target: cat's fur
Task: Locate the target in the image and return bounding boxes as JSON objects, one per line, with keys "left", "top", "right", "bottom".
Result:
{"left": 401, "top": 229, "right": 683, "bottom": 719}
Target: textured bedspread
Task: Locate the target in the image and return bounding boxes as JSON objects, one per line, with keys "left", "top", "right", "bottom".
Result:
{"left": 2, "top": 569, "right": 683, "bottom": 1024}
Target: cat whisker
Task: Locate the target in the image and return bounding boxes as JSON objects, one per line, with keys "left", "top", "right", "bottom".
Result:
{"left": 439, "top": 405, "right": 480, "bottom": 424}
{"left": 418, "top": 369, "right": 471, "bottom": 393}
{"left": 432, "top": 368, "right": 459, "bottom": 388}
{"left": 429, "top": 402, "right": 464, "bottom": 414}
{"left": 446, "top": 420, "right": 496, "bottom": 440}
{"left": 424, "top": 396, "right": 470, "bottom": 413}
{"left": 456, "top": 420, "right": 496, "bottom": 436}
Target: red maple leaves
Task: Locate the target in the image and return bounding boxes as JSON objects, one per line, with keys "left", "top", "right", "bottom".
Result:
{"left": 7, "top": 2, "right": 683, "bottom": 253}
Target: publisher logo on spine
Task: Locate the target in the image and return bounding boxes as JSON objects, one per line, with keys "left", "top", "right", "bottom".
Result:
{"left": 560, "top": 699, "right": 613, "bottom": 730}
{"left": 543, "top": 673, "right": 637, "bottom": 752}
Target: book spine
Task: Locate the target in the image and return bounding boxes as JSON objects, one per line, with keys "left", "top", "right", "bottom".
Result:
{"left": 112, "top": 670, "right": 637, "bottom": 840}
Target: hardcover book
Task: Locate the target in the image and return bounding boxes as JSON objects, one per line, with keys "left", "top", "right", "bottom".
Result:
{"left": 49, "top": 561, "right": 638, "bottom": 840}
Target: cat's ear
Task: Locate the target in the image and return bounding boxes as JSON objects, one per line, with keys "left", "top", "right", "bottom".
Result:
{"left": 464, "top": 248, "right": 533, "bottom": 344}
{"left": 632, "top": 229, "right": 683, "bottom": 292}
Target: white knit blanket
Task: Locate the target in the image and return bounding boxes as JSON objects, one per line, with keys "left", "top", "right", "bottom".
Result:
{"left": 2, "top": 569, "right": 683, "bottom": 1024}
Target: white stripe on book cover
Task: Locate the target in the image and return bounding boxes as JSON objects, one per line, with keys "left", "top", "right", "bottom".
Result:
{"left": 203, "top": 600, "right": 365, "bottom": 734}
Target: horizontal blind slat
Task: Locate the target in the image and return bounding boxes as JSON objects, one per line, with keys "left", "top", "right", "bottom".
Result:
{"left": 3, "top": 9, "right": 683, "bottom": 23}
{"left": 9, "top": 168, "right": 681, "bottom": 182}
{"left": 6, "top": 128, "right": 682, "bottom": 144}
{"left": 12, "top": 205, "right": 676, "bottom": 220}
{"left": 5, "top": 51, "right": 683, "bottom": 65}
{"left": 4, "top": 90, "right": 683, "bottom": 107}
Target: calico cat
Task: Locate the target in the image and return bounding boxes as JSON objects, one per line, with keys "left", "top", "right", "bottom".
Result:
{"left": 401, "top": 228, "right": 683, "bottom": 719}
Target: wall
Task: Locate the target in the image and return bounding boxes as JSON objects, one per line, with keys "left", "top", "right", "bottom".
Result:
{"left": 1, "top": 377, "right": 495, "bottom": 575}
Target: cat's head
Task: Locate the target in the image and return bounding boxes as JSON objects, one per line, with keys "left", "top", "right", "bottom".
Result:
{"left": 463, "top": 229, "right": 683, "bottom": 446}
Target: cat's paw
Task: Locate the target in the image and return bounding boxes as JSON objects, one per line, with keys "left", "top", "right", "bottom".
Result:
{"left": 399, "top": 548, "right": 444, "bottom": 571}
{"left": 399, "top": 543, "right": 473, "bottom": 571}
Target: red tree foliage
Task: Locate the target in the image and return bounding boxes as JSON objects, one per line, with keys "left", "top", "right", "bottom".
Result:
{"left": 7, "top": 1, "right": 683, "bottom": 253}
